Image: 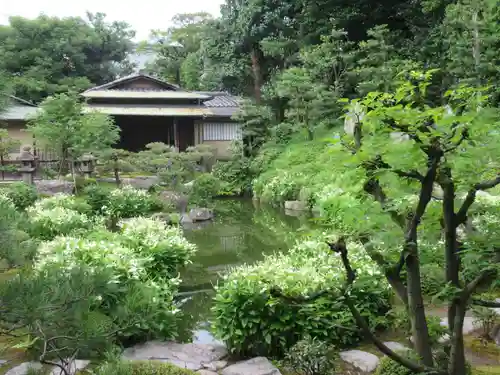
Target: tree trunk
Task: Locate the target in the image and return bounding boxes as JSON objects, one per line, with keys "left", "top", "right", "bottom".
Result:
{"left": 250, "top": 47, "right": 263, "bottom": 103}
{"left": 448, "top": 302, "right": 468, "bottom": 375}
{"left": 406, "top": 242, "right": 434, "bottom": 366}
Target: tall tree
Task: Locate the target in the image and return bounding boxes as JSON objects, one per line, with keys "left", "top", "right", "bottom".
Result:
{"left": 0, "top": 13, "right": 135, "bottom": 103}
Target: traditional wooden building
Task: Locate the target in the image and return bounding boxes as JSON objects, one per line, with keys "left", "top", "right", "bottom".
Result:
{"left": 0, "top": 95, "right": 40, "bottom": 158}
{"left": 82, "top": 74, "right": 241, "bottom": 159}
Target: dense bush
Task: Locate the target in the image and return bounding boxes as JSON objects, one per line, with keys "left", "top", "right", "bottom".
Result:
{"left": 212, "top": 239, "right": 391, "bottom": 357}
{"left": 118, "top": 217, "right": 197, "bottom": 277}
{"left": 84, "top": 185, "right": 162, "bottom": 219}
{"left": 375, "top": 351, "right": 418, "bottom": 375}
{"left": 285, "top": 336, "right": 336, "bottom": 375}
{"left": 34, "top": 235, "right": 180, "bottom": 342}
{"left": 27, "top": 206, "right": 101, "bottom": 240}
{"left": 32, "top": 193, "right": 92, "bottom": 214}
{"left": 2, "top": 182, "right": 38, "bottom": 210}
{"left": 189, "top": 173, "right": 221, "bottom": 205}
{"left": 95, "top": 361, "right": 195, "bottom": 375}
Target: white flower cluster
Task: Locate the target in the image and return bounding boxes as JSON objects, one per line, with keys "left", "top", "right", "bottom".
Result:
{"left": 0, "top": 192, "right": 16, "bottom": 210}
{"left": 119, "top": 217, "right": 197, "bottom": 262}
{"left": 34, "top": 236, "right": 151, "bottom": 281}
{"left": 32, "top": 193, "right": 88, "bottom": 212}
{"left": 103, "top": 186, "right": 154, "bottom": 217}
{"left": 222, "top": 237, "right": 386, "bottom": 297}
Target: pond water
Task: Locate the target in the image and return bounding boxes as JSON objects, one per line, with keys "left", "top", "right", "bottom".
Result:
{"left": 176, "top": 198, "right": 316, "bottom": 343}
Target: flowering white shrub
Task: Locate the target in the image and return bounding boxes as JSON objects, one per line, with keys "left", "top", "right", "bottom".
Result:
{"left": 0, "top": 192, "right": 16, "bottom": 211}
{"left": 103, "top": 185, "right": 161, "bottom": 218}
{"left": 35, "top": 236, "right": 150, "bottom": 281}
{"left": 34, "top": 235, "right": 180, "bottom": 341}
{"left": 212, "top": 238, "right": 390, "bottom": 357}
{"left": 28, "top": 206, "right": 101, "bottom": 240}
{"left": 33, "top": 193, "right": 91, "bottom": 214}
{"left": 118, "top": 217, "right": 197, "bottom": 277}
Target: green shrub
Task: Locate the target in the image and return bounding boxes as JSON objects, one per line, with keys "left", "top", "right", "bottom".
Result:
{"left": 95, "top": 360, "right": 195, "bottom": 375}
{"left": 189, "top": 174, "right": 221, "bottom": 206}
{"left": 84, "top": 185, "right": 161, "bottom": 219}
{"left": 83, "top": 184, "right": 110, "bottom": 214}
{"left": 212, "top": 239, "right": 391, "bottom": 357}
{"left": 3, "top": 182, "right": 38, "bottom": 210}
{"left": 27, "top": 206, "right": 101, "bottom": 240}
{"left": 118, "top": 217, "right": 197, "bottom": 277}
{"left": 212, "top": 150, "right": 253, "bottom": 196}
{"left": 375, "top": 351, "right": 418, "bottom": 375}
{"left": 32, "top": 193, "right": 92, "bottom": 214}
{"left": 285, "top": 336, "right": 336, "bottom": 375}
{"left": 34, "top": 235, "right": 179, "bottom": 342}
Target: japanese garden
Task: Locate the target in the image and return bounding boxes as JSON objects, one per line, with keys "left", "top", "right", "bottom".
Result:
{"left": 0, "top": 1, "right": 499, "bottom": 375}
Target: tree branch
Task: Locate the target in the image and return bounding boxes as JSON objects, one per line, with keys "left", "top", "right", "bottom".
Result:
{"left": 471, "top": 299, "right": 500, "bottom": 308}
{"left": 330, "top": 240, "right": 443, "bottom": 375}
{"left": 462, "top": 269, "right": 498, "bottom": 303}
{"left": 456, "top": 175, "right": 500, "bottom": 226}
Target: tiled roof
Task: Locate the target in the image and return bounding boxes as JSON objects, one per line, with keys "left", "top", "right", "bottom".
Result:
{"left": 202, "top": 95, "right": 239, "bottom": 108}
{"left": 82, "top": 90, "right": 211, "bottom": 100}
{"left": 0, "top": 96, "right": 40, "bottom": 121}
{"left": 83, "top": 74, "right": 180, "bottom": 93}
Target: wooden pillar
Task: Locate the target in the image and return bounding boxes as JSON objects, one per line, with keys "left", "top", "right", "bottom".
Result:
{"left": 173, "top": 118, "right": 179, "bottom": 151}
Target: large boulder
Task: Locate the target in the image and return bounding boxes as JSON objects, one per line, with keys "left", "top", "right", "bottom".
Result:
{"left": 35, "top": 180, "right": 74, "bottom": 196}
{"left": 189, "top": 208, "right": 214, "bottom": 222}
{"left": 122, "top": 341, "right": 227, "bottom": 371}
{"left": 51, "top": 360, "right": 90, "bottom": 375}
{"left": 340, "top": 350, "right": 380, "bottom": 373}
{"left": 284, "top": 201, "right": 308, "bottom": 211}
{"left": 221, "top": 357, "right": 281, "bottom": 375}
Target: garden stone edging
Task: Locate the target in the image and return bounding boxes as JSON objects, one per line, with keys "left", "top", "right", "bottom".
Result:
{"left": 221, "top": 357, "right": 281, "bottom": 375}
{"left": 340, "top": 350, "right": 380, "bottom": 373}
{"left": 122, "top": 341, "right": 227, "bottom": 371}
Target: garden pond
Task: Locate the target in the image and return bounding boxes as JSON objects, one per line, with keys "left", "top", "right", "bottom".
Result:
{"left": 176, "top": 198, "right": 317, "bottom": 343}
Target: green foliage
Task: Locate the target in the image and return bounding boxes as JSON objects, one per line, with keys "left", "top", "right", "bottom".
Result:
{"left": 284, "top": 336, "right": 337, "bottom": 375}
{"left": 28, "top": 93, "right": 119, "bottom": 163}
{"left": 212, "top": 142, "right": 253, "bottom": 195}
{"left": 0, "top": 128, "right": 20, "bottom": 161}
{"left": 471, "top": 306, "right": 500, "bottom": 340}
{"left": 189, "top": 174, "right": 221, "bottom": 206}
{"left": 212, "top": 239, "right": 391, "bottom": 357}
{"left": 95, "top": 360, "right": 195, "bottom": 375}
{"left": 33, "top": 193, "right": 92, "bottom": 214}
{"left": 2, "top": 182, "right": 38, "bottom": 210}
{"left": 27, "top": 206, "right": 101, "bottom": 240}
{"left": 0, "top": 13, "right": 135, "bottom": 103}
{"left": 83, "top": 185, "right": 161, "bottom": 219}
{"left": 375, "top": 351, "right": 419, "bottom": 375}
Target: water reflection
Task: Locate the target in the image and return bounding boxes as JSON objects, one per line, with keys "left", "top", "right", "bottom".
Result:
{"left": 176, "top": 199, "right": 314, "bottom": 343}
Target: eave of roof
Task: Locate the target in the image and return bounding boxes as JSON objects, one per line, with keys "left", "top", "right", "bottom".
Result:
{"left": 82, "top": 90, "right": 212, "bottom": 100}
{"left": 83, "top": 104, "right": 211, "bottom": 117}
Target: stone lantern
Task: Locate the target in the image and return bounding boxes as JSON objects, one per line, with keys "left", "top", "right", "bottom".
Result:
{"left": 78, "top": 153, "right": 96, "bottom": 179}
{"left": 18, "top": 147, "right": 36, "bottom": 185}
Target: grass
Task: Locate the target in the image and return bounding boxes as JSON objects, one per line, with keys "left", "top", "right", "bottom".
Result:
{"left": 465, "top": 336, "right": 500, "bottom": 362}
{"left": 474, "top": 366, "right": 500, "bottom": 375}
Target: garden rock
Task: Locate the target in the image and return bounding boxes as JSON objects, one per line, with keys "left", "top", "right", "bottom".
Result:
{"left": 122, "top": 341, "right": 227, "bottom": 371}
{"left": 197, "top": 371, "right": 218, "bottom": 375}
{"left": 0, "top": 360, "right": 7, "bottom": 366}
{"left": 6, "top": 362, "right": 44, "bottom": 375}
{"left": 35, "top": 180, "right": 75, "bottom": 196}
{"left": 340, "top": 350, "right": 380, "bottom": 373}
{"left": 189, "top": 208, "right": 214, "bottom": 222}
{"left": 221, "top": 357, "right": 281, "bottom": 375}
{"left": 203, "top": 360, "right": 227, "bottom": 371}
{"left": 284, "top": 200, "right": 308, "bottom": 211}
{"left": 383, "top": 342, "right": 409, "bottom": 352}
{"left": 159, "top": 190, "right": 188, "bottom": 212}
{"left": 51, "top": 359, "right": 90, "bottom": 375}
{"left": 490, "top": 298, "right": 500, "bottom": 316}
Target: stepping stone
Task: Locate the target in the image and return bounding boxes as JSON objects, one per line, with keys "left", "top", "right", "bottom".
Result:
{"left": 340, "top": 350, "right": 380, "bottom": 373}
{"left": 383, "top": 342, "right": 409, "bottom": 352}
{"left": 51, "top": 360, "right": 90, "bottom": 375}
{"left": 122, "top": 341, "right": 227, "bottom": 371}
{"left": 6, "top": 362, "right": 44, "bottom": 375}
{"left": 221, "top": 357, "right": 281, "bottom": 375}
